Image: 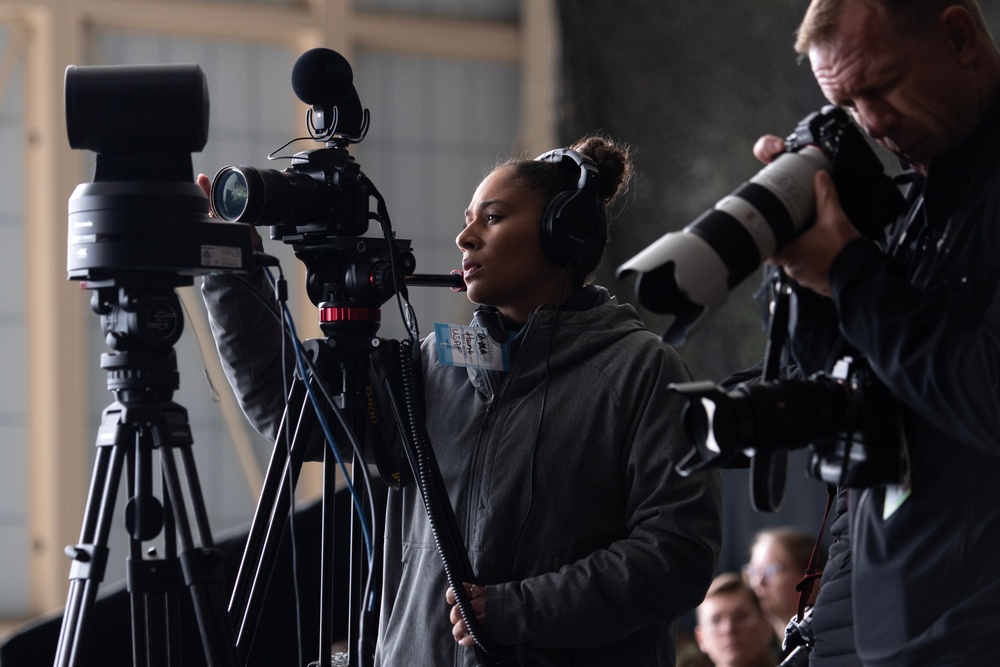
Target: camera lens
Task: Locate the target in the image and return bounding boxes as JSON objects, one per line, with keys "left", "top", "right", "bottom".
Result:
{"left": 617, "top": 146, "right": 831, "bottom": 328}
{"left": 212, "top": 166, "right": 251, "bottom": 221}
{"left": 672, "top": 377, "right": 851, "bottom": 460}
{"left": 210, "top": 164, "right": 323, "bottom": 226}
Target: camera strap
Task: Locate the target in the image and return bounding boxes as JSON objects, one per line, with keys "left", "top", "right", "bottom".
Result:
{"left": 794, "top": 487, "right": 836, "bottom": 623}
{"left": 750, "top": 269, "right": 793, "bottom": 512}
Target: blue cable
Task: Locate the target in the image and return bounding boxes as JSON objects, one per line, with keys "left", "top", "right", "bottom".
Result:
{"left": 261, "top": 265, "right": 375, "bottom": 566}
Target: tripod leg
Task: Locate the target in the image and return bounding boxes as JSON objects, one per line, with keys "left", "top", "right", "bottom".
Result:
{"left": 178, "top": 443, "right": 241, "bottom": 665}
{"left": 119, "top": 424, "right": 185, "bottom": 667}
{"left": 156, "top": 410, "right": 241, "bottom": 667}
{"left": 230, "top": 381, "right": 306, "bottom": 615}
{"left": 126, "top": 428, "right": 165, "bottom": 667}
{"left": 317, "top": 452, "right": 339, "bottom": 667}
{"left": 231, "top": 380, "right": 315, "bottom": 662}
{"left": 53, "top": 435, "right": 127, "bottom": 667}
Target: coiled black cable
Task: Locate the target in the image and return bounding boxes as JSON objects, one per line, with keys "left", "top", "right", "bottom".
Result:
{"left": 395, "top": 338, "right": 513, "bottom": 665}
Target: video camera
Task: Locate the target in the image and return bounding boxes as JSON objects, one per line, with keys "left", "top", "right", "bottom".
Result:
{"left": 65, "top": 63, "right": 253, "bottom": 283}
{"left": 208, "top": 48, "right": 416, "bottom": 330}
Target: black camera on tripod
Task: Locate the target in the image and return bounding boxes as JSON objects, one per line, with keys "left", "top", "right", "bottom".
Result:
{"left": 671, "top": 356, "right": 906, "bottom": 489}
{"left": 209, "top": 47, "right": 369, "bottom": 233}
{"left": 58, "top": 63, "right": 249, "bottom": 667}
{"left": 212, "top": 150, "right": 370, "bottom": 239}
{"left": 210, "top": 48, "right": 371, "bottom": 239}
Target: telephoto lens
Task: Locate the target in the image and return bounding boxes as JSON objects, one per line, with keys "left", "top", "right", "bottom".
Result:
{"left": 617, "top": 105, "right": 903, "bottom": 345}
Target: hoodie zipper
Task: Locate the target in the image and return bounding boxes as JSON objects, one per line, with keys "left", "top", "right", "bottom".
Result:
{"left": 462, "top": 316, "right": 535, "bottom": 558}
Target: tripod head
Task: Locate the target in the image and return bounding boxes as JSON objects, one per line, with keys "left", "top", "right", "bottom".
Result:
{"left": 87, "top": 274, "right": 188, "bottom": 402}
{"left": 295, "top": 235, "right": 415, "bottom": 340}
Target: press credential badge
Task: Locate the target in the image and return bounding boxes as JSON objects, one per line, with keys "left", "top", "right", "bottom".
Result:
{"left": 434, "top": 323, "right": 511, "bottom": 371}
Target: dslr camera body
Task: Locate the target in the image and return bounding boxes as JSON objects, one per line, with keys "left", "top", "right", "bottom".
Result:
{"left": 673, "top": 355, "right": 906, "bottom": 489}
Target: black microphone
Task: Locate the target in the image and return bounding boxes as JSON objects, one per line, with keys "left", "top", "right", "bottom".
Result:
{"left": 290, "top": 47, "right": 364, "bottom": 136}
{"left": 290, "top": 47, "right": 353, "bottom": 103}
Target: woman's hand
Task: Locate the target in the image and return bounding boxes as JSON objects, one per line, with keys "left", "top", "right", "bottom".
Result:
{"left": 197, "top": 173, "right": 213, "bottom": 200}
{"left": 197, "top": 172, "right": 262, "bottom": 248}
{"left": 446, "top": 583, "right": 487, "bottom": 647}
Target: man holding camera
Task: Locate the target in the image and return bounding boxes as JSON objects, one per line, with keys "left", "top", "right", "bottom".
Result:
{"left": 753, "top": 0, "right": 1000, "bottom": 665}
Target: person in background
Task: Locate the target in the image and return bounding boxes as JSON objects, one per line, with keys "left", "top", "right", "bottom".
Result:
{"left": 744, "top": 527, "right": 826, "bottom": 644}
{"left": 694, "top": 572, "right": 779, "bottom": 667}
{"left": 199, "top": 133, "right": 723, "bottom": 666}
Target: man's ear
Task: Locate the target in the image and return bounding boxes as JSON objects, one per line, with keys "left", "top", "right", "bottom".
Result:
{"left": 940, "top": 5, "right": 981, "bottom": 67}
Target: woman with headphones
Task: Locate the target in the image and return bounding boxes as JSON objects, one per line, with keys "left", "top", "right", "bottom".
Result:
{"left": 201, "top": 133, "right": 722, "bottom": 666}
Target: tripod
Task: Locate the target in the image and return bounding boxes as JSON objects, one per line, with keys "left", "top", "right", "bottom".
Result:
{"left": 53, "top": 277, "right": 239, "bottom": 667}
{"left": 225, "top": 236, "right": 502, "bottom": 666}
{"left": 227, "top": 287, "right": 387, "bottom": 667}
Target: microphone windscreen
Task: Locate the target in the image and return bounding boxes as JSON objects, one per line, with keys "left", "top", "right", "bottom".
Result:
{"left": 290, "top": 48, "right": 354, "bottom": 105}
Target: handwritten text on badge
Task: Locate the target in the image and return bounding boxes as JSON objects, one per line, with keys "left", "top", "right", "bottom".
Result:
{"left": 434, "top": 323, "right": 511, "bottom": 371}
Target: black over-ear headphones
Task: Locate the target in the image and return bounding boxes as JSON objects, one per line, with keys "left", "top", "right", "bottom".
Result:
{"left": 535, "top": 148, "right": 603, "bottom": 268}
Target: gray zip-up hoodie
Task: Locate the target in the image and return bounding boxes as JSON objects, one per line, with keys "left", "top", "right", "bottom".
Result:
{"left": 378, "top": 287, "right": 722, "bottom": 667}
